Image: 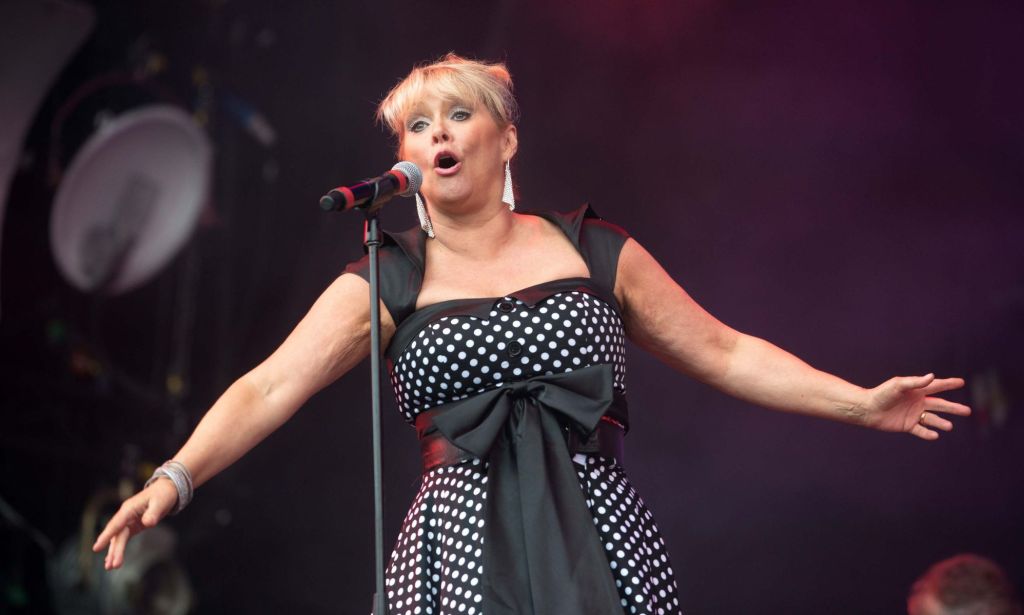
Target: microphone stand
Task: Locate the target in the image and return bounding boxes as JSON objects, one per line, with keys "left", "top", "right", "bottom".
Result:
{"left": 325, "top": 183, "right": 388, "bottom": 614}
{"left": 323, "top": 169, "right": 418, "bottom": 615}
{"left": 361, "top": 200, "right": 388, "bottom": 615}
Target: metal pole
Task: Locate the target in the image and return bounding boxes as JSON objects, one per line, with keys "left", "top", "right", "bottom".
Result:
{"left": 364, "top": 208, "right": 386, "bottom": 615}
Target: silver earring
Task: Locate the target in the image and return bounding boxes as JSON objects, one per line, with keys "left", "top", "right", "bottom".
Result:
{"left": 415, "top": 193, "right": 435, "bottom": 238}
{"left": 502, "top": 160, "right": 515, "bottom": 211}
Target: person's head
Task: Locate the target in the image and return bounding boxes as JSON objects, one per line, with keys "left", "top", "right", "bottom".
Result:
{"left": 376, "top": 53, "right": 518, "bottom": 213}
{"left": 908, "top": 554, "right": 1021, "bottom": 615}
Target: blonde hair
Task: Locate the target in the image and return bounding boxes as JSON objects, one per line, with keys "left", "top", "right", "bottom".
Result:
{"left": 376, "top": 53, "right": 519, "bottom": 147}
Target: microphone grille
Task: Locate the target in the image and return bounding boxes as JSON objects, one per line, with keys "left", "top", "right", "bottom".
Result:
{"left": 392, "top": 161, "right": 422, "bottom": 196}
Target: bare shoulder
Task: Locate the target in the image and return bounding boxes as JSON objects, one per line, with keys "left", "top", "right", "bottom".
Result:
{"left": 525, "top": 213, "right": 589, "bottom": 269}
{"left": 322, "top": 272, "right": 397, "bottom": 351}
{"left": 614, "top": 237, "right": 737, "bottom": 381}
{"left": 614, "top": 237, "right": 668, "bottom": 312}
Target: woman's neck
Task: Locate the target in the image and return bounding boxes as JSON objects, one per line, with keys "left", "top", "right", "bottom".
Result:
{"left": 428, "top": 202, "right": 522, "bottom": 260}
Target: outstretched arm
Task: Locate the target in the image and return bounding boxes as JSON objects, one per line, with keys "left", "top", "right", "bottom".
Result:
{"left": 615, "top": 238, "right": 970, "bottom": 438}
{"left": 93, "top": 273, "right": 395, "bottom": 569}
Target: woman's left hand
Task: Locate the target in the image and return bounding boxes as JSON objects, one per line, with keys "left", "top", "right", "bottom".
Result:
{"left": 861, "top": 374, "right": 972, "bottom": 440}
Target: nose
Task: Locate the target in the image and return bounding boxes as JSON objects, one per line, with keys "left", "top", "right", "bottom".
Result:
{"left": 431, "top": 120, "right": 450, "bottom": 144}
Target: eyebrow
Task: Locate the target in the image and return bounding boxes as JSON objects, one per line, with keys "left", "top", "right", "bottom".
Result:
{"left": 405, "top": 101, "right": 429, "bottom": 120}
{"left": 404, "top": 97, "right": 475, "bottom": 124}
{"left": 445, "top": 96, "right": 474, "bottom": 109}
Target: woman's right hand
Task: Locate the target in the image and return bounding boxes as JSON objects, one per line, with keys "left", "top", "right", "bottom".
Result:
{"left": 92, "top": 478, "right": 179, "bottom": 570}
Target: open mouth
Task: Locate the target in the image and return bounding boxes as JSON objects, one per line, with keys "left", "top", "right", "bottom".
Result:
{"left": 434, "top": 151, "right": 460, "bottom": 170}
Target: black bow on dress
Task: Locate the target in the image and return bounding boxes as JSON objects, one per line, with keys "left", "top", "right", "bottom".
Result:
{"left": 420, "top": 363, "right": 629, "bottom": 615}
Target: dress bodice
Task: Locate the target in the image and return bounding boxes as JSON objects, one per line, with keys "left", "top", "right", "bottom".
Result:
{"left": 389, "top": 280, "right": 627, "bottom": 420}
{"left": 342, "top": 204, "right": 632, "bottom": 423}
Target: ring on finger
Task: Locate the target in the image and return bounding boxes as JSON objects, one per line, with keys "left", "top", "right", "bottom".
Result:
{"left": 919, "top": 412, "right": 928, "bottom": 424}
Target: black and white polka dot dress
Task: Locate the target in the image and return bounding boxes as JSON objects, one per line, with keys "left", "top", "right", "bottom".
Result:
{"left": 345, "top": 205, "right": 681, "bottom": 615}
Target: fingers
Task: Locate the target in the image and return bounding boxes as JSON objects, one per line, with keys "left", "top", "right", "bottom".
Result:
{"left": 93, "top": 483, "right": 176, "bottom": 570}
{"left": 104, "top": 525, "right": 131, "bottom": 570}
{"left": 919, "top": 411, "right": 954, "bottom": 432}
{"left": 920, "top": 377, "right": 966, "bottom": 396}
{"left": 898, "top": 375, "right": 971, "bottom": 442}
{"left": 93, "top": 508, "right": 129, "bottom": 552}
{"left": 93, "top": 495, "right": 146, "bottom": 553}
{"left": 928, "top": 398, "right": 972, "bottom": 417}
{"left": 898, "top": 375, "right": 971, "bottom": 406}
{"left": 909, "top": 423, "right": 940, "bottom": 441}
{"left": 897, "top": 373, "right": 935, "bottom": 392}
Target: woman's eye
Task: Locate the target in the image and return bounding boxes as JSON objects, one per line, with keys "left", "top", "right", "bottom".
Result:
{"left": 409, "top": 119, "right": 427, "bottom": 133}
{"left": 451, "top": 109, "right": 471, "bottom": 121}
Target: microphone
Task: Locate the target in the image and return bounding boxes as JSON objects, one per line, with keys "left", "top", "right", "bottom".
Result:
{"left": 319, "top": 161, "right": 422, "bottom": 212}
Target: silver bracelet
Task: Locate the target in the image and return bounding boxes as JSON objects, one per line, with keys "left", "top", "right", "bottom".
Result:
{"left": 144, "top": 459, "right": 194, "bottom": 514}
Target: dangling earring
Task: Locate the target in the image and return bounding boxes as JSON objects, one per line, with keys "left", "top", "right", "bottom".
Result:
{"left": 416, "top": 193, "right": 435, "bottom": 238}
{"left": 502, "top": 160, "right": 515, "bottom": 211}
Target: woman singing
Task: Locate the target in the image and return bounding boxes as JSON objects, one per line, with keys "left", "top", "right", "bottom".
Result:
{"left": 94, "top": 54, "right": 971, "bottom": 615}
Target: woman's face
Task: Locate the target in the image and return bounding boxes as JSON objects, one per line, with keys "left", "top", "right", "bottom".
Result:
{"left": 399, "top": 91, "right": 516, "bottom": 210}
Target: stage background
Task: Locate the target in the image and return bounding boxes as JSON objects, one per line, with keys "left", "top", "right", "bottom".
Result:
{"left": 1, "top": 1, "right": 1021, "bottom": 613}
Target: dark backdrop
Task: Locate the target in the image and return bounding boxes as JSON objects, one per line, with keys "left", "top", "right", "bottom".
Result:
{"left": 2, "top": 1, "right": 1021, "bottom": 613}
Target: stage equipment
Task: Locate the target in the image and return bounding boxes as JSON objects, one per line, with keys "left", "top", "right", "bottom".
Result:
{"left": 50, "top": 105, "right": 212, "bottom": 294}
{"left": 320, "top": 161, "right": 423, "bottom": 615}
{"left": 0, "top": 0, "right": 95, "bottom": 317}
{"left": 319, "top": 160, "right": 421, "bottom": 212}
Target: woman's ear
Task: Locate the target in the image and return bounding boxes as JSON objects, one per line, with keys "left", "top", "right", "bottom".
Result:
{"left": 502, "top": 124, "right": 518, "bottom": 161}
